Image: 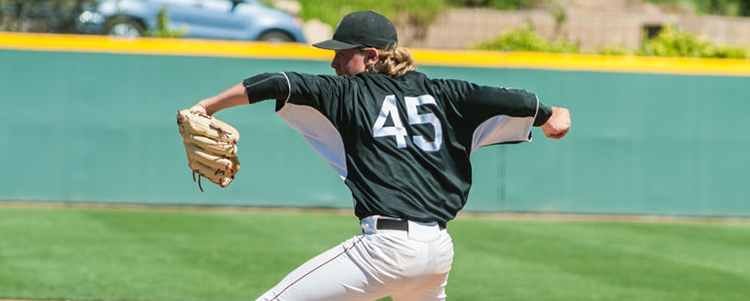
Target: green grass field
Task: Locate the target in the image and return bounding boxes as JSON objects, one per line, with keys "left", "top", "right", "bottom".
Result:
{"left": 1, "top": 205, "right": 749, "bottom": 300}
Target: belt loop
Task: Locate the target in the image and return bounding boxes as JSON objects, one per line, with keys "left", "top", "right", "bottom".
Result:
{"left": 360, "top": 216, "right": 379, "bottom": 234}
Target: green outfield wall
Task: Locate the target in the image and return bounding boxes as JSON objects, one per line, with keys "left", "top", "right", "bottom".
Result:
{"left": 1, "top": 33, "right": 749, "bottom": 217}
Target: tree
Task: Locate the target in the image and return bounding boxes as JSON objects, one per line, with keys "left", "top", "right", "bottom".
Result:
{"left": 0, "top": 0, "right": 88, "bottom": 33}
{"left": 739, "top": 0, "right": 750, "bottom": 15}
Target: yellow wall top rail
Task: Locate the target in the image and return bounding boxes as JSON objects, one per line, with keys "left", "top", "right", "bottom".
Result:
{"left": 2, "top": 31, "right": 750, "bottom": 76}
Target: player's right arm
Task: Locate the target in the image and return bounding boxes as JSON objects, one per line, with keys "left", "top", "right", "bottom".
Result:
{"left": 433, "top": 77, "right": 570, "bottom": 146}
{"left": 540, "top": 106, "right": 571, "bottom": 139}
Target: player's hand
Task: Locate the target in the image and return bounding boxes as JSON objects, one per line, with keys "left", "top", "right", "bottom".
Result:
{"left": 540, "top": 106, "right": 570, "bottom": 139}
{"left": 189, "top": 102, "right": 209, "bottom": 116}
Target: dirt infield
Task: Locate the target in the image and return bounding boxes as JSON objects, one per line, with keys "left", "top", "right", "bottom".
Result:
{"left": 2, "top": 200, "right": 748, "bottom": 225}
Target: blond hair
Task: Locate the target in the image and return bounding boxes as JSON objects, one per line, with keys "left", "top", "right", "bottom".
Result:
{"left": 365, "top": 47, "right": 417, "bottom": 78}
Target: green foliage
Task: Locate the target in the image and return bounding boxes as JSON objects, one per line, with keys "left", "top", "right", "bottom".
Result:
{"left": 641, "top": 24, "right": 749, "bottom": 58}
{"left": 473, "top": 23, "right": 749, "bottom": 59}
{"left": 296, "top": 0, "right": 447, "bottom": 30}
{"left": 644, "top": 0, "right": 750, "bottom": 16}
{"left": 0, "top": 0, "right": 13, "bottom": 30}
{"left": 0, "top": 0, "right": 86, "bottom": 32}
{"left": 597, "top": 44, "right": 636, "bottom": 56}
{"left": 296, "top": 0, "right": 545, "bottom": 29}
{"left": 470, "top": 22, "right": 580, "bottom": 53}
{"left": 296, "top": 0, "right": 543, "bottom": 27}
{"left": 547, "top": 1, "right": 567, "bottom": 24}
{"left": 446, "top": 0, "right": 542, "bottom": 10}
{"left": 640, "top": 24, "right": 713, "bottom": 57}
{"left": 711, "top": 44, "right": 750, "bottom": 58}
{"left": 145, "top": 6, "right": 185, "bottom": 38}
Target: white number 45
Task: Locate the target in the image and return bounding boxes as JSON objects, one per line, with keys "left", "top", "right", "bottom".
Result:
{"left": 372, "top": 95, "right": 443, "bottom": 152}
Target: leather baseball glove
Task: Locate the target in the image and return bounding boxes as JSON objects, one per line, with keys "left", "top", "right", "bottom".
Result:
{"left": 177, "top": 109, "right": 240, "bottom": 192}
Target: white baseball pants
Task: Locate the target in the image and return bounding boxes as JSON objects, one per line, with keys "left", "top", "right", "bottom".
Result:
{"left": 257, "top": 216, "right": 454, "bottom": 301}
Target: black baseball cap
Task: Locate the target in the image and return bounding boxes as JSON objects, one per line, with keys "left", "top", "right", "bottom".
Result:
{"left": 313, "top": 10, "right": 398, "bottom": 50}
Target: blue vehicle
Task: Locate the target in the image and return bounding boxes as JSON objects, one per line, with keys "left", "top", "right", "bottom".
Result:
{"left": 77, "top": 0, "right": 306, "bottom": 42}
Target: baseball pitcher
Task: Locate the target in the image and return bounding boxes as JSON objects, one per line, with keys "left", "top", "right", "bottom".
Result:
{"left": 182, "top": 10, "right": 571, "bottom": 300}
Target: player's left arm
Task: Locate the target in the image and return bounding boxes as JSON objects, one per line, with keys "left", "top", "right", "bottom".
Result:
{"left": 191, "top": 83, "right": 249, "bottom": 115}
{"left": 191, "top": 72, "right": 317, "bottom": 116}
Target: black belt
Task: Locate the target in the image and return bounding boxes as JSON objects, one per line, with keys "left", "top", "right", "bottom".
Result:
{"left": 376, "top": 219, "right": 410, "bottom": 231}
{"left": 376, "top": 219, "right": 446, "bottom": 231}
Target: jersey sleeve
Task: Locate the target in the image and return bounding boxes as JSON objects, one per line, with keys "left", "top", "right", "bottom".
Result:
{"left": 242, "top": 72, "right": 352, "bottom": 124}
{"left": 433, "top": 79, "right": 545, "bottom": 152}
{"left": 243, "top": 72, "right": 292, "bottom": 104}
{"left": 280, "top": 72, "right": 349, "bottom": 120}
{"left": 243, "top": 72, "right": 352, "bottom": 179}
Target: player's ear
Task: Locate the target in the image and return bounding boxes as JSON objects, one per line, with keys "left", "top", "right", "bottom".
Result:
{"left": 365, "top": 47, "right": 379, "bottom": 64}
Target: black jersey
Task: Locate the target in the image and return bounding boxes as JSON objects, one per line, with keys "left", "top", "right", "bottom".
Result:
{"left": 244, "top": 71, "right": 551, "bottom": 227}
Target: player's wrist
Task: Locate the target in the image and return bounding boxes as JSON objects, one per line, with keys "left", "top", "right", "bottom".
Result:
{"left": 192, "top": 101, "right": 211, "bottom": 115}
